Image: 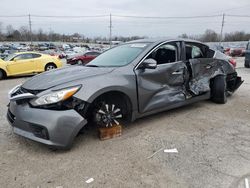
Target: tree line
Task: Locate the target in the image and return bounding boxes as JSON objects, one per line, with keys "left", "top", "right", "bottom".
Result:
{"left": 0, "top": 23, "right": 145, "bottom": 43}
{"left": 0, "top": 23, "right": 250, "bottom": 43}
{"left": 179, "top": 29, "right": 250, "bottom": 42}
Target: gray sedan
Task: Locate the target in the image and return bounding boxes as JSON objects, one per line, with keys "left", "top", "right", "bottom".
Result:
{"left": 7, "top": 38, "right": 243, "bottom": 149}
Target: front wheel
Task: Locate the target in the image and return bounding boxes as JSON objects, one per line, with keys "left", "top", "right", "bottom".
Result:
{"left": 0, "top": 70, "right": 4, "bottom": 80}
{"left": 211, "top": 75, "right": 227, "bottom": 104}
{"left": 92, "top": 98, "right": 127, "bottom": 128}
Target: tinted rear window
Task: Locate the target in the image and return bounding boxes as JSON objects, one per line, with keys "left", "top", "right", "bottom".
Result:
{"left": 32, "top": 53, "right": 41, "bottom": 58}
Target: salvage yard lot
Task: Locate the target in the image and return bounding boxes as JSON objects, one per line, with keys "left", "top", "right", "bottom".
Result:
{"left": 0, "top": 58, "right": 250, "bottom": 188}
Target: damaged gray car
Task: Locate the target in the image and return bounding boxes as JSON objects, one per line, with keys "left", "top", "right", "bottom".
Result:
{"left": 7, "top": 38, "right": 243, "bottom": 149}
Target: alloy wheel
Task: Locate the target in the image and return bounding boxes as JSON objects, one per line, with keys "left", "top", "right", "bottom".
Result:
{"left": 94, "top": 103, "right": 123, "bottom": 127}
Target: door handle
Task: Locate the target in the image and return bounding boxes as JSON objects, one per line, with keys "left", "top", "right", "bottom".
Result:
{"left": 172, "top": 71, "right": 183, "bottom": 75}
{"left": 205, "top": 65, "right": 212, "bottom": 69}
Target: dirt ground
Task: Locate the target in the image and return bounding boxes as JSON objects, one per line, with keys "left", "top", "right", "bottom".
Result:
{"left": 0, "top": 57, "right": 250, "bottom": 188}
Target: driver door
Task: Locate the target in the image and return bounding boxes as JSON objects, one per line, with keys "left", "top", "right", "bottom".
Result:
{"left": 7, "top": 53, "right": 36, "bottom": 75}
{"left": 135, "top": 42, "right": 188, "bottom": 113}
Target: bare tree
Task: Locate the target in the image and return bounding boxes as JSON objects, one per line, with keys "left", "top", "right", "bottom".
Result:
{"left": 19, "top": 26, "right": 29, "bottom": 41}
{"left": 6, "top": 25, "right": 14, "bottom": 40}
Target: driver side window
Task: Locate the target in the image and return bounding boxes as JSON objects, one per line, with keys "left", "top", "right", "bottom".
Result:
{"left": 147, "top": 42, "right": 178, "bottom": 65}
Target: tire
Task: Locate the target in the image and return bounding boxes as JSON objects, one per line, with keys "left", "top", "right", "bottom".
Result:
{"left": 45, "top": 63, "right": 56, "bottom": 71}
{"left": 92, "top": 96, "right": 127, "bottom": 128}
{"left": 211, "top": 75, "right": 227, "bottom": 104}
{"left": 245, "top": 61, "right": 250, "bottom": 68}
{"left": 77, "top": 60, "right": 83, "bottom": 65}
{"left": 0, "top": 70, "right": 4, "bottom": 80}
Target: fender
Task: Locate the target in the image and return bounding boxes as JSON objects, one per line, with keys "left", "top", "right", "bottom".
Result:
{"left": 0, "top": 59, "right": 9, "bottom": 76}
{"left": 72, "top": 72, "right": 138, "bottom": 112}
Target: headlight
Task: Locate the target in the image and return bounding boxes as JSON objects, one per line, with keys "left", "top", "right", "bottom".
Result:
{"left": 31, "top": 86, "right": 81, "bottom": 106}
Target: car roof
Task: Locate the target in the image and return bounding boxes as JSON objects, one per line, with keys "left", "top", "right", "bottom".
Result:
{"left": 14, "top": 51, "right": 42, "bottom": 55}
{"left": 127, "top": 37, "right": 208, "bottom": 46}
{"left": 84, "top": 51, "right": 101, "bottom": 54}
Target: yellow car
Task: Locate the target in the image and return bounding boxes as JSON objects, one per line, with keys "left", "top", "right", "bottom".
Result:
{"left": 0, "top": 52, "right": 62, "bottom": 80}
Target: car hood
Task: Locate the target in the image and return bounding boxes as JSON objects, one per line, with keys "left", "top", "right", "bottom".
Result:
{"left": 22, "top": 66, "right": 115, "bottom": 90}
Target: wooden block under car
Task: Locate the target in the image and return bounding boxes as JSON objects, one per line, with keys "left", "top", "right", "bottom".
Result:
{"left": 99, "top": 125, "right": 122, "bottom": 140}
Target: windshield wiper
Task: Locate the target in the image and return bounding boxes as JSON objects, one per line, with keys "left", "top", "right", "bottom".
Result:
{"left": 85, "top": 65, "right": 99, "bottom": 67}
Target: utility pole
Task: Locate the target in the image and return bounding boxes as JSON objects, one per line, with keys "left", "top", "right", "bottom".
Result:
{"left": 28, "top": 14, "right": 33, "bottom": 45}
{"left": 220, "top": 13, "right": 225, "bottom": 45}
{"left": 109, "top": 13, "right": 112, "bottom": 48}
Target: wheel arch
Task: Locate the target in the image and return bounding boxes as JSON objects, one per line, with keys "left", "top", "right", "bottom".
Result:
{"left": 44, "top": 62, "right": 57, "bottom": 71}
{"left": 87, "top": 89, "right": 134, "bottom": 122}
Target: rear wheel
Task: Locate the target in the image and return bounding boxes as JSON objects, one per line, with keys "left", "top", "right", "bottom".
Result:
{"left": 45, "top": 63, "right": 56, "bottom": 71}
{"left": 211, "top": 75, "right": 227, "bottom": 104}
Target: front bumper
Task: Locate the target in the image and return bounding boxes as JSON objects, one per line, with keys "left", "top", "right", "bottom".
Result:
{"left": 7, "top": 101, "right": 87, "bottom": 149}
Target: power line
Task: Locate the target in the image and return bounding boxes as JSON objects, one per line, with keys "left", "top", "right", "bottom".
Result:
{"left": 0, "top": 14, "right": 250, "bottom": 19}
{"left": 112, "top": 14, "right": 222, "bottom": 19}
{"left": 227, "top": 14, "right": 250, "bottom": 18}
{"left": 0, "top": 14, "right": 223, "bottom": 19}
{"left": 0, "top": 15, "right": 28, "bottom": 17}
{"left": 210, "top": 3, "right": 250, "bottom": 14}
{"left": 31, "top": 14, "right": 109, "bottom": 18}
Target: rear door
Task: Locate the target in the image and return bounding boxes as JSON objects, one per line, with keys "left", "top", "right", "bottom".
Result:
{"left": 135, "top": 41, "right": 188, "bottom": 113}
{"left": 7, "top": 53, "right": 36, "bottom": 75}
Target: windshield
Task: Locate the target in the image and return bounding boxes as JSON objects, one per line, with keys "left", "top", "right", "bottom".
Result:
{"left": 87, "top": 43, "right": 149, "bottom": 67}
{"left": 4, "top": 53, "right": 16, "bottom": 61}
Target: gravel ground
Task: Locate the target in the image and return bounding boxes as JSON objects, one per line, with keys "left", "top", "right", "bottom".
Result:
{"left": 0, "top": 57, "right": 250, "bottom": 188}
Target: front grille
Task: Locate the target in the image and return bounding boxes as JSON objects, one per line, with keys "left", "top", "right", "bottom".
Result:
{"left": 7, "top": 109, "right": 15, "bottom": 124}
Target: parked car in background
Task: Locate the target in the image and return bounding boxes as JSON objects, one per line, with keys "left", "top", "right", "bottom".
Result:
{"left": 229, "top": 46, "right": 246, "bottom": 57}
{"left": 7, "top": 38, "right": 243, "bottom": 149}
{"left": 0, "top": 52, "right": 62, "bottom": 79}
{"left": 207, "top": 44, "right": 224, "bottom": 53}
{"left": 67, "top": 51, "right": 101, "bottom": 65}
{"left": 245, "top": 41, "right": 250, "bottom": 68}
{"left": 38, "top": 43, "right": 49, "bottom": 51}
{"left": 0, "top": 49, "right": 18, "bottom": 60}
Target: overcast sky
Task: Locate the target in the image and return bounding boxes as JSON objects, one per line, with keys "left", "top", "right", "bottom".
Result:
{"left": 1, "top": 0, "right": 250, "bottom": 37}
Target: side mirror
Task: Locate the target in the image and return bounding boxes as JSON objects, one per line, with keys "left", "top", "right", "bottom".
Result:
{"left": 140, "top": 58, "right": 157, "bottom": 69}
